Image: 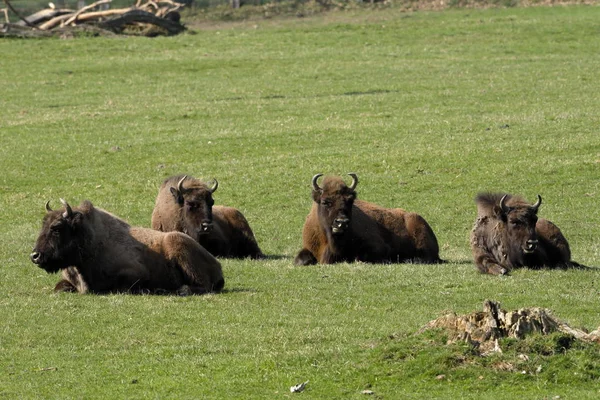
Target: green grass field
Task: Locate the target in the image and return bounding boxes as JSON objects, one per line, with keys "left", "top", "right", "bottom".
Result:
{"left": 1, "top": 5, "right": 600, "bottom": 398}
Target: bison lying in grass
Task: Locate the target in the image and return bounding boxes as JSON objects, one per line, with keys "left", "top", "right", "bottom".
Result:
{"left": 470, "top": 192, "right": 582, "bottom": 275}
{"left": 151, "top": 175, "right": 264, "bottom": 259}
{"left": 30, "top": 199, "right": 224, "bottom": 294}
{"left": 294, "top": 173, "right": 442, "bottom": 265}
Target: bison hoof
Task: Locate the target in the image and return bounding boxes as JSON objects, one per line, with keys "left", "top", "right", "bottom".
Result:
{"left": 492, "top": 265, "right": 508, "bottom": 276}
{"left": 176, "top": 285, "right": 193, "bottom": 296}
{"left": 54, "top": 280, "right": 77, "bottom": 293}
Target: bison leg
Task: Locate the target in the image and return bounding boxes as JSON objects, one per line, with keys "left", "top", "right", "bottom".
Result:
{"left": 247, "top": 241, "right": 265, "bottom": 259}
{"left": 57, "top": 266, "right": 89, "bottom": 293}
{"left": 164, "top": 232, "right": 224, "bottom": 293}
{"left": 54, "top": 279, "right": 77, "bottom": 293}
{"left": 176, "top": 285, "right": 210, "bottom": 296}
{"left": 294, "top": 248, "right": 317, "bottom": 266}
{"left": 473, "top": 249, "right": 509, "bottom": 275}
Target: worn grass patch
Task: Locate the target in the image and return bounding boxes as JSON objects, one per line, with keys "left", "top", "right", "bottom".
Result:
{"left": 370, "top": 329, "right": 600, "bottom": 398}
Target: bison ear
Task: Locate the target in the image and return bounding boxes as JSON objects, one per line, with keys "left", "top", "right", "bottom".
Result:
{"left": 492, "top": 205, "right": 508, "bottom": 221}
{"left": 170, "top": 187, "right": 184, "bottom": 205}
{"left": 67, "top": 212, "right": 84, "bottom": 229}
{"left": 311, "top": 189, "right": 322, "bottom": 203}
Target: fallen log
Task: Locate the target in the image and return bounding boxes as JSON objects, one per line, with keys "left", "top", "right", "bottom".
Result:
{"left": 98, "top": 9, "right": 185, "bottom": 35}
{"left": 15, "top": 8, "right": 74, "bottom": 26}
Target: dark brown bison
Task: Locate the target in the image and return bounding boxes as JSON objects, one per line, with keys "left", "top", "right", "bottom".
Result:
{"left": 151, "top": 175, "right": 264, "bottom": 259}
{"left": 294, "top": 173, "right": 442, "bottom": 265}
{"left": 30, "top": 199, "right": 224, "bottom": 294}
{"left": 470, "top": 192, "right": 580, "bottom": 275}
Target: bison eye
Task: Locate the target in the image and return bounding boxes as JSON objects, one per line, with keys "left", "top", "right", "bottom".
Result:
{"left": 186, "top": 202, "right": 198, "bottom": 210}
{"left": 50, "top": 221, "right": 63, "bottom": 231}
{"left": 321, "top": 200, "right": 332, "bottom": 208}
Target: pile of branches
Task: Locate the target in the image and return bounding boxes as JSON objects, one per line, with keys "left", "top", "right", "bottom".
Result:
{"left": 1, "top": 0, "right": 186, "bottom": 37}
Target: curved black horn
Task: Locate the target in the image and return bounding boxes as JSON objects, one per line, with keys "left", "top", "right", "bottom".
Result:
{"left": 209, "top": 178, "right": 219, "bottom": 194}
{"left": 499, "top": 194, "right": 510, "bottom": 214}
{"left": 532, "top": 194, "right": 542, "bottom": 211}
{"left": 312, "top": 174, "right": 323, "bottom": 191}
{"left": 59, "top": 198, "right": 73, "bottom": 218}
{"left": 45, "top": 201, "right": 53, "bottom": 213}
{"left": 347, "top": 173, "right": 358, "bottom": 190}
{"left": 177, "top": 175, "right": 188, "bottom": 194}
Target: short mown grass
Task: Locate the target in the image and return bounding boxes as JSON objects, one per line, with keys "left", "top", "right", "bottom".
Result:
{"left": 1, "top": 5, "right": 600, "bottom": 399}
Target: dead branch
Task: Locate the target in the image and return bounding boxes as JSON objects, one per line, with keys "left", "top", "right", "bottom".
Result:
{"left": 63, "top": 0, "right": 113, "bottom": 26}
{"left": 3, "top": 0, "right": 36, "bottom": 27}
{"left": 39, "top": 8, "right": 132, "bottom": 30}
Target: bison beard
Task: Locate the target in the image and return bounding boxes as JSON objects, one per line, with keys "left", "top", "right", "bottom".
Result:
{"left": 470, "top": 192, "right": 581, "bottom": 275}
{"left": 294, "top": 173, "right": 442, "bottom": 265}
{"left": 151, "top": 174, "right": 264, "bottom": 259}
{"left": 30, "top": 199, "right": 224, "bottom": 294}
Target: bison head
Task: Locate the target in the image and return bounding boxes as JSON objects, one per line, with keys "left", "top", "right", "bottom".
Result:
{"left": 311, "top": 173, "right": 358, "bottom": 236}
{"left": 495, "top": 194, "right": 542, "bottom": 265}
{"left": 170, "top": 175, "right": 218, "bottom": 239}
{"left": 30, "top": 199, "right": 85, "bottom": 273}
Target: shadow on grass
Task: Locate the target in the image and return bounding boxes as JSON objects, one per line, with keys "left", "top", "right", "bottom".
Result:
{"left": 221, "top": 287, "right": 257, "bottom": 294}
{"left": 215, "top": 89, "right": 398, "bottom": 102}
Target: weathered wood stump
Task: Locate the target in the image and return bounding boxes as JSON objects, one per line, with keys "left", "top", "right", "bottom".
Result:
{"left": 419, "top": 300, "right": 600, "bottom": 354}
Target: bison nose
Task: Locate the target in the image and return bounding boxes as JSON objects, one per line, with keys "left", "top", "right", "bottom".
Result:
{"left": 525, "top": 239, "right": 538, "bottom": 253}
{"left": 334, "top": 217, "right": 349, "bottom": 227}
{"left": 30, "top": 251, "right": 42, "bottom": 264}
{"left": 200, "top": 222, "right": 213, "bottom": 233}
{"left": 332, "top": 217, "right": 349, "bottom": 233}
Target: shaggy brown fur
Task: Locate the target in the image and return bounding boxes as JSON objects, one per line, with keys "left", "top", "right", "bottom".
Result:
{"left": 470, "top": 192, "right": 577, "bottom": 275}
{"left": 294, "top": 174, "right": 441, "bottom": 265}
{"left": 151, "top": 174, "right": 263, "bottom": 259}
{"left": 30, "top": 199, "right": 224, "bottom": 294}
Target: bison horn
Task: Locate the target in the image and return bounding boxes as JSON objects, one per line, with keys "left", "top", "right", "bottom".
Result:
{"left": 499, "top": 194, "right": 510, "bottom": 214}
{"left": 532, "top": 194, "right": 542, "bottom": 212}
{"left": 311, "top": 173, "right": 323, "bottom": 191}
{"left": 45, "top": 201, "right": 53, "bottom": 213}
{"left": 209, "top": 178, "right": 218, "bottom": 193}
{"left": 59, "top": 198, "right": 73, "bottom": 218}
{"left": 177, "top": 175, "right": 188, "bottom": 194}
{"left": 347, "top": 173, "right": 358, "bottom": 190}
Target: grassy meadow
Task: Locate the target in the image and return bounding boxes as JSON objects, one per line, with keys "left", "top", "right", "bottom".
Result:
{"left": 1, "top": 5, "right": 600, "bottom": 398}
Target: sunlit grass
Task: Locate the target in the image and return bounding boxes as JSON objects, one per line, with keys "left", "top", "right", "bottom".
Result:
{"left": 1, "top": 5, "right": 599, "bottom": 398}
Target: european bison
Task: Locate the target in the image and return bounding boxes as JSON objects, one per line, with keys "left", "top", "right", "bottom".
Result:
{"left": 151, "top": 175, "right": 264, "bottom": 259}
{"left": 294, "top": 173, "right": 442, "bottom": 265}
{"left": 30, "top": 199, "right": 224, "bottom": 294}
{"left": 470, "top": 192, "right": 579, "bottom": 275}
